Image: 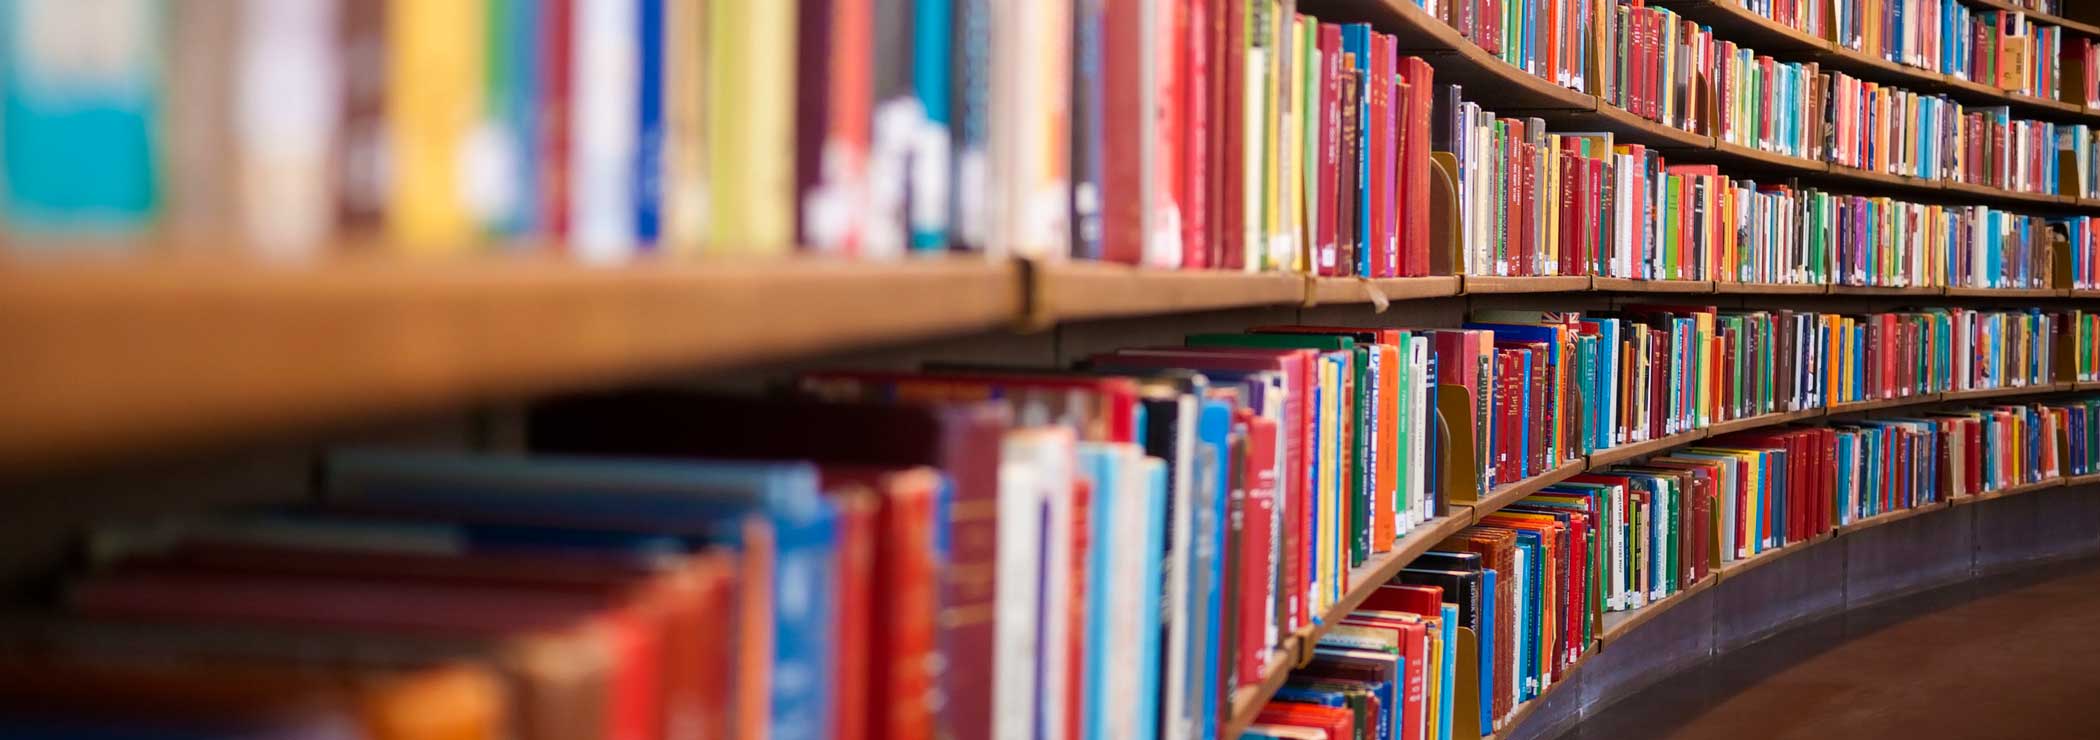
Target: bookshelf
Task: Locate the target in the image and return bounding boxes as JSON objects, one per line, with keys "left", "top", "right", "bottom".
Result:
{"left": 0, "top": 256, "right": 1024, "bottom": 471}
{"left": 1218, "top": 380, "right": 2096, "bottom": 736}
{"left": 1958, "top": 0, "right": 2100, "bottom": 38}
{"left": 1652, "top": 0, "right": 2100, "bottom": 124}
{"left": 6, "top": 255, "right": 2092, "bottom": 473}
{"left": 1309, "top": 0, "right": 2100, "bottom": 214}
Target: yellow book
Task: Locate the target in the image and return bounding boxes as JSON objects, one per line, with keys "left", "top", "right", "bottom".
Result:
{"left": 665, "top": 0, "right": 708, "bottom": 252}
{"left": 1320, "top": 357, "right": 1341, "bottom": 610}
{"left": 706, "top": 0, "right": 797, "bottom": 252}
{"left": 386, "top": 0, "right": 485, "bottom": 252}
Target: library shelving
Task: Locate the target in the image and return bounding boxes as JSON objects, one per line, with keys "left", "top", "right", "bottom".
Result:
{"left": 1309, "top": 0, "right": 2100, "bottom": 214}
{"left": 1217, "top": 379, "right": 2092, "bottom": 737}
{"left": 0, "top": 256, "right": 1026, "bottom": 471}
{"left": 1959, "top": 0, "right": 2100, "bottom": 37}
{"left": 8, "top": 254, "right": 2094, "bottom": 473}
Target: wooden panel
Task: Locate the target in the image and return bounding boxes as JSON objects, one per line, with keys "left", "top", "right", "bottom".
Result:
{"left": 1030, "top": 262, "right": 1305, "bottom": 323}
{"left": 0, "top": 256, "right": 1024, "bottom": 473}
{"left": 1711, "top": 538, "right": 1846, "bottom": 652}
{"left": 1302, "top": 275, "right": 1462, "bottom": 307}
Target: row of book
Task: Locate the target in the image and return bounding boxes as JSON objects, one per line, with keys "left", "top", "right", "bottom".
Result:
{"left": 14, "top": 0, "right": 2100, "bottom": 281}
{"left": 1742, "top": 0, "right": 2099, "bottom": 107}
{"left": 1442, "top": 97, "right": 2070, "bottom": 287}
{"left": 2072, "top": 311, "right": 2100, "bottom": 381}
{"left": 1252, "top": 395, "right": 2097, "bottom": 739}
{"left": 5, "top": 306, "right": 2085, "bottom": 738}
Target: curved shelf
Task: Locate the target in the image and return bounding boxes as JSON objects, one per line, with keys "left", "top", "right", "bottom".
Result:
{"left": 1654, "top": 0, "right": 2100, "bottom": 125}
{"left": 1958, "top": 0, "right": 2100, "bottom": 38}
{"left": 1478, "top": 475, "right": 2092, "bottom": 740}
{"left": 1315, "top": 0, "right": 2100, "bottom": 213}
{"left": 1223, "top": 379, "right": 2090, "bottom": 737}
{"left": 0, "top": 255, "right": 1027, "bottom": 472}
{"left": 6, "top": 248, "right": 2087, "bottom": 474}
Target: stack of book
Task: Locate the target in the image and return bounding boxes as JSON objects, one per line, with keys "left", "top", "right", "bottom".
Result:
{"left": 1929, "top": 404, "right": 2065, "bottom": 497}
{"left": 2064, "top": 218, "right": 2100, "bottom": 289}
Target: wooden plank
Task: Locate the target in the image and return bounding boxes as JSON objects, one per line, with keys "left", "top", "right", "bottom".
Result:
{"left": 1953, "top": 476, "right": 2067, "bottom": 506}
{"left": 0, "top": 255, "right": 1025, "bottom": 472}
{"left": 1462, "top": 275, "right": 1592, "bottom": 294}
{"left": 1302, "top": 275, "right": 1463, "bottom": 307}
{"left": 1468, "top": 460, "right": 1588, "bottom": 523}
{"left": 1592, "top": 277, "right": 1714, "bottom": 293}
{"left": 1833, "top": 500, "right": 1951, "bottom": 536}
{"left": 1712, "top": 281, "right": 1826, "bottom": 295}
{"left": 1705, "top": 407, "right": 1821, "bottom": 437}
{"left": 1588, "top": 428, "right": 1708, "bottom": 468}
{"left": 1944, "top": 286, "right": 2065, "bottom": 298}
{"left": 1827, "top": 284, "right": 1944, "bottom": 297}
{"left": 1030, "top": 261, "right": 1306, "bottom": 323}
{"left": 1598, "top": 574, "right": 1719, "bottom": 645}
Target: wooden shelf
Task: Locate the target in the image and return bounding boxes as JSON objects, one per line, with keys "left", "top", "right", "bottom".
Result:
{"left": 1589, "top": 428, "right": 1707, "bottom": 467}
{"left": 1954, "top": 476, "right": 2066, "bottom": 505}
{"left": 1467, "top": 460, "right": 1588, "bottom": 523}
{"left": 1598, "top": 575, "right": 1718, "bottom": 644}
{"left": 1944, "top": 285, "right": 2064, "bottom": 298}
{"left": 1829, "top": 394, "right": 1941, "bottom": 414}
{"left": 1220, "top": 513, "right": 1475, "bottom": 738}
{"left": 1302, "top": 275, "right": 1463, "bottom": 307}
{"left": 1225, "top": 382, "right": 2085, "bottom": 730}
{"left": 1707, "top": 140, "right": 1828, "bottom": 174}
{"left": 0, "top": 255, "right": 1025, "bottom": 472}
{"left": 1958, "top": 0, "right": 2100, "bottom": 38}
{"left": 1940, "top": 382, "right": 2073, "bottom": 402}
{"left": 1833, "top": 499, "right": 1951, "bottom": 536}
{"left": 1713, "top": 281, "right": 1827, "bottom": 295}
{"left": 1828, "top": 284, "right": 1943, "bottom": 297}
{"left": 1462, "top": 275, "right": 1591, "bottom": 294}
{"left": 1705, "top": 407, "right": 1818, "bottom": 436}
{"left": 1029, "top": 262, "right": 1305, "bottom": 323}
{"left": 1593, "top": 277, "right": 1713, "bottom": 293}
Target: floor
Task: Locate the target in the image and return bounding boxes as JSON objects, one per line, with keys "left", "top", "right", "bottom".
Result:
{"left": 1561, "top": 557, "right": 2100, "bottom": 740}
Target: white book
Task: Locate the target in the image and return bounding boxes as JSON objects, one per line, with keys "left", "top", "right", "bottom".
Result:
{"left": 1161, "top": 394, "right": 1197, "bottom": 740}
{"left": 570, "top": 0, "right": 638, "bottom": 261}
{"left": 994, "top": 429, "right": 1058, "bottom": 740}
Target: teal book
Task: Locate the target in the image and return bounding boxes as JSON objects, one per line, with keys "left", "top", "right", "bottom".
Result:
{"left": 1, "top": 0, "right": 162, "bottom": 238}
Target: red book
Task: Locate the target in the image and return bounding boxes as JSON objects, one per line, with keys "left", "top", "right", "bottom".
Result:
{"left": 1399, "top": 56, "right": 1435, "bottom": 277}
{"left": 825, "top": 485, "right": 878, "bottom": 740}
{"left": 1183, "top": 0, "right": 1211, "bottom": 269}
{"left": 1220, "top": 0, "right": 1247, "bottom": 270}
{"left": 71, "top": 562, "right": 672, "bottom": 740}
{"left": 1157, "top": 0, "right": 1188, "bottom": 268}
{"left": 1559, "top": 151, "right": 1578, "bottom": 276}
{"left": 1101, "top": 0, "right": 1148, "bottom": 264}
{"left": 1496, "top": 350, "right": 1524, "bottom": 481}
{"left": 1255, "top": 703, "right": 1356, "bottom": 739}
{"left": 1367, "top": 34, "right": 1394, "bottom": 278}
{"left": 1205, "top": 0, "right": 1229, "bottom": 269}
{"left": 829, "top": 467, "right": 944, "bottom": 740}
{"left": 1360, "top": 582, "right": 1443, "bottom": 615}
{"left": 537, "top": 0, "right": 573, "bottom": 239}
{"left": 1240, "top": 414, "right": 1279, "bottom": 686}
{"left": 1065, "top": 478, "right": 1090, "bottom": 740}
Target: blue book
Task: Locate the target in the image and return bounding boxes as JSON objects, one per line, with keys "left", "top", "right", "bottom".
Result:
{"left": 1191, "top": 397, "right": 1234, "bottom": 740}
{"left": 1342, "top": 23, "right": 1373, "bottom": 276}
{"left": 325, "top": 450, "right": 837, "bottom": 740}
{"left": 1438, "top": 603, "right": 1459, "bottom": 740}
{"left": 1078, "top": 444, "right": 1118, "bottom": 740}
{"left": 1069, "top": 0, "right": 1105, "bottom": 259}
{"left": 633, "top": 0, "right": 664, "bottom": 245}
{"left": 1135, "top": 457, "right": 1168, "bottom": 740}
{"left": 1479, "top": 568, "right": 1498, "bottom": 729}
{"left": 911, "top": 0, "right": 954, "bottom": 249}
